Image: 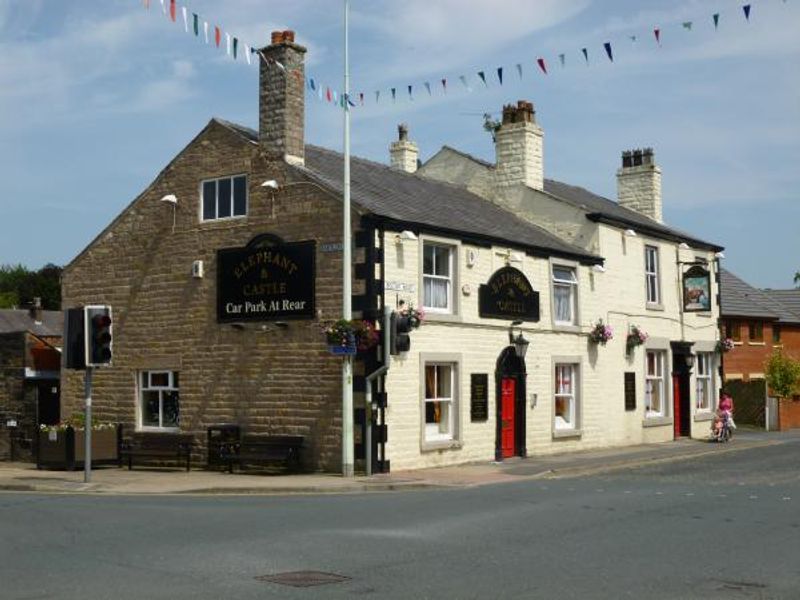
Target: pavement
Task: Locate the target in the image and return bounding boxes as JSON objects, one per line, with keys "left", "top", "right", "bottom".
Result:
{"left": 0, "top": 428, "right": 795, "bottom": 495}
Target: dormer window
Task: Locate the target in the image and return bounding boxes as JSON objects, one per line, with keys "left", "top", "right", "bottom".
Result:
{"left": 202, "top": 174, "right": 247, "bottom": 221}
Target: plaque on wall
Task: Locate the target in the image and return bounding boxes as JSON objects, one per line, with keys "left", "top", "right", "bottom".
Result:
{"left": 682, "top": 265, "right": 711, "bottom": 312}
{"left": 217, "top": 238, "right": 315, "bottom": 322}
{"left": 471, "top": 373, "right": 489, "bottom": 422}
{"left": 478, "top": 266, "right": 540, "bottom": 321}
{"left": 624, "top": 372, "right": 636, "bottom": 411}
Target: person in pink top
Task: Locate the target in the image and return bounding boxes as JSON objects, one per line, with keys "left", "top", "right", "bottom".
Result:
{"left": 713, "top": 391, "right": 735, "bottom": 437}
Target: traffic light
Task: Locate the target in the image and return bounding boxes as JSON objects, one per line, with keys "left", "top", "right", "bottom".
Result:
{"left": 85, "top": 305, "right": 113, "bottom": 367}
{"left": 390, "top": 311, "right": 412, "bottom": 355}
{"left": 63, "top": 307, "right": 86, "bottom": 370}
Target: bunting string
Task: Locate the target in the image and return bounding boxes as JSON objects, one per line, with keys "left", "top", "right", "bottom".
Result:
{"left": 141, "top": 1, "right": 782, "bottom": 111}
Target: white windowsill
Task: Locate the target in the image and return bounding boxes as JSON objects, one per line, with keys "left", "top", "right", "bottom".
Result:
{"left": 421, "top": 439, "right": 462, "bottom": 452}
{"left": 553, "top": 323, "right": 581, "bottom": 334}
{"left": 137, "top": 427, "right": 181, "bottom": 433}
{"left": 646, "top": 303, "right": 665, "bottom": 312}
{"left": 552, "top": 428, "right": 582, "bottom": 440}
{"left": 694, "top": 412, "right": 714, "bottom": 422}
{"left": 642, "top": 416, "right": 673, "bottom": 428}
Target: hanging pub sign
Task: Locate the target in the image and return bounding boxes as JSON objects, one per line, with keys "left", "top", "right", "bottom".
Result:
{"left": 479, "top": 266, "right": 539, "bottom": 321}
{"left": 682, "top": 265, "right": 711, "bottom": 312}
{"left": 217, "top": 237, "right": 315, "bottom": 322}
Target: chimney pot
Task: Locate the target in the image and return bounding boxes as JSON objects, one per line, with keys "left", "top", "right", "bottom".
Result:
{"left": 271, "top": 31, "right": 282, "bottom": 44}
{"left": 389, "top": 124, "right": 418, "bottom": 173}
{"left": 282, "top": 30, "right": 295, "bottom": 43}
{"left": 398, "top": 123, "right": 408, "bottom": 141}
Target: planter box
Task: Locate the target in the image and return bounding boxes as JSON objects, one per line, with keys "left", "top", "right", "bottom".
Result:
{"left": 37, "top": 425, "right": 121, "bottom": 470}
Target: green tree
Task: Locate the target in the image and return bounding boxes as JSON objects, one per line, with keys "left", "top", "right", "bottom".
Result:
{"left": 765, "top": 350, "right": 800, "bottom": 401}
{"left": 0, "top": 263, "right": 62, "bottom": 310}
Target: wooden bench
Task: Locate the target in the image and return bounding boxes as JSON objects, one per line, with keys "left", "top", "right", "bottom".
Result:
{"left": 221, "top": 435, "right": 304, "bottom": 473}
{"left": 120, "top": 433, "right": 194, "bottom": 471}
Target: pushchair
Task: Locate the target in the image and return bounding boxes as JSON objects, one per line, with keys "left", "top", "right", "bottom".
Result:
{"left": 711, "top": 410, "right": 734, "bottom": 443}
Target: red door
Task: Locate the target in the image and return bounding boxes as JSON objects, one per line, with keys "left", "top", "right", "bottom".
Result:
{"left": 501, "top": 378, "right": 516, "bottom": 458}
{"left": 672, "top": 375, "right": 681, "bottom": 439}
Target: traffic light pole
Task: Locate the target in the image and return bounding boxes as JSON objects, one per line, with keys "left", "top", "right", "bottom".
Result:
{"left": 84, "top": 367, "right": 93, "bottom": 483}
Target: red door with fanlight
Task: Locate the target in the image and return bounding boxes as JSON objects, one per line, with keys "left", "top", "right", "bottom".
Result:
{"left": 501, "top": 378, "right": 516, "bottom": 458}
{"left": 672, "top": 375, "right": 681, "bottom": 438}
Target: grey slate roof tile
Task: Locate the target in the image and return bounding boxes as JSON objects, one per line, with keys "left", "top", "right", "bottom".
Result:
{"left": 720, "top": 270, "right": 800, "bottom": 323}
{"left": 0, "top": 310, "right": 63, "bottom": 336}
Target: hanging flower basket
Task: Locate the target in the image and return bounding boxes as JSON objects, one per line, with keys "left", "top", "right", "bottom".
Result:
{"left": 716, "top": 338, "right": 735, "bottom": 353}
{"left": 626, "top": 325, "right": 648, "bottom": 353}
{"left": 398, "top": 302, "right": 425, "bottom": 329}
{"left": 325, "top": 319, "right": 379, "bottom": 355}
{"left": 589, "top": 319, "right": 613, "bottom": 346}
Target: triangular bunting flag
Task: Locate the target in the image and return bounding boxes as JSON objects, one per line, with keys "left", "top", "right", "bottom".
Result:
{"left": 604, "top": 42, "right": 613, "bottom": 62}
{"left": 477, "top": 71, "right": 487, "bottom": 86}
{"left": 682, "top": 21, "right": 692, "bottom": 31}
{"left": 537, "top": 58, "right": 547, "bottom": 74}
{"left": 713, "top": 13, "right": 720, "bottom": 29}
{"left": 347, "top": 95, "right": 356, "bottom": 107}
{"left": 233, "top": 37, "right": 238, "bottom": 60}
{"left": 654, "top": 28, "right": 661, "bottom": 45}
{"left": 226, "top": 33, "right": 231, "bottom": 56}
{"left": 558, "top": 53, "right": 565, "bottom": 67}
{"left": 333, "top": 90, "right": 338, "bottom": 104}
{"left": 204, "top": 22, "right": 209, "bottom": 44}
{"left": 375, "top": 90, "right": 380, "bottom": 103}
{"left": 629, "top": 35, "right": 637, "bottom": 43}
{"left": 424, "top": 81, "right": 431, "bottom": 96}
{"left": 169, "top": 0, "right": 176, "bottom": 22}
{"left": 309, "top": 78, "right": 316, "bottom": 90}
{"left": 391, "top": 87, "right": 396, "bottom": 102}
{"left": 143, "top": 0, "right": 150, "bottom": 9}
{"left": 359, "top": 92, "right": 364, "bottom": 105}
{"left": 516, "top": 63, "right": 523, "bottom": 79}
{"left": 193, "top": 13, "right": 198, "bottom": 36}
{"left": 182, "top": 6, "right": 188, "bottom": 32}
{"left": 459, "top": 75, "right": 470, "bottom": 90}
{"left": 441, "top": 78, "right": 447, "bottom": 93}
{"left": 215, "top": 26, "right": 221, "bottom": 48}
{"left": 743, "top": 5, "right": 751, "bottom": 21}
{"left": 582, "top": 48, "right": 589, "bottom": 64}
{"left": 160, "top": 0, "right": 166, "bottom": 15}
{"left": 497, "top": 67, "right": 503, "bottom": 85}
{"left": 245, "top": 44, "right": 251, "bottom": 65}
{"left": 326, "top": 87, "right": 332, "bottom": 102}
{"left": 408, "top": 85, "right": 413, "bottom": 101}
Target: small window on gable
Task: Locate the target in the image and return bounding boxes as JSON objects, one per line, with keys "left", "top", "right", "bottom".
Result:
{"left": 201, "top": 174, "right": 247, "bottom": 221}
{"left": 552, "top": 266, "right": 578, "bottom": 326}
{"left": 644, "top": 245, "right": 661, "bottom": 305}
{"left": 423, "top": 242, "right": 454, "bottom": 313}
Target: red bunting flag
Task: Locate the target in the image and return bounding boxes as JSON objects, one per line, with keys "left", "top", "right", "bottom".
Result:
{"left": 169, "top": 0, "right": 176, "bottom": 22}
{"left": 537, "top": 58, "right": 547, "bottom": 74}
{"left": 215, "top": 26, "right": 221, "bottom": 48}
{"left": 143, "top": 0, "right": 150, "bottom": 8}
{"left": 654, "top": 28, "right": 661, "bottom": 45}
{"left": 326, "top": 87, "right": 332, "bottom": 102}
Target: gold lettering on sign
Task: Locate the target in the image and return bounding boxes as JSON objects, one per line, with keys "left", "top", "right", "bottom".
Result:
{"left": 233, "top": 250, "right": 299, "bottom": 279}
{"left": 490, "top": 271, "right": 532, "bottom": 297}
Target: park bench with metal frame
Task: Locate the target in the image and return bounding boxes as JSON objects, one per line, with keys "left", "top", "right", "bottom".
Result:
{"left": 120, "top": 433, "right": 193, "bottom": 471}
{"left": 221, "top": 434, "right": 304, "bottom": 474}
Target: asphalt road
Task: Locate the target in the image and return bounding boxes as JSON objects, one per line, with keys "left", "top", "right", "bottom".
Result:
{"left": 1, "top": 439, "right": 798, "bottom": 600}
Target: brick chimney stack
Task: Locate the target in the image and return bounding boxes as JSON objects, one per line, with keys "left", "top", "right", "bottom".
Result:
{"left": 29, "top": 297, "right": 42, "bottom": 324}
{"left": 494, "top": 100, "right": 544, "bottom": 191}
{"left": 389, "top": 124, "right": 419, "bottom": 173}
{"left": 617, "top": 148, "right": 662, "bottom": 223}
{"left": 258, "top": 30, "right": 306, "bottom": 165}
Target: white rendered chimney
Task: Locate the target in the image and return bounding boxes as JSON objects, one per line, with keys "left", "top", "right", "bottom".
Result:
{"left": 494, "top": 101, "right": 543, "bottom": 191}
{"left": 617, "top": 148, "right": 662, "bottom": 223}
{"left": 389, "top": 124, "right": 418, "bottom": 173}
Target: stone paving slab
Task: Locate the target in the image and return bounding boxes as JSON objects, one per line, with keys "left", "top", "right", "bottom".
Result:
{"left": 0, "top": 430, "right": 794, "bottom": 496}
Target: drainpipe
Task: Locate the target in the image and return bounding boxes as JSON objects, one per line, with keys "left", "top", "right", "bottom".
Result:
{"left": 365, "top": 306, "right": 391, "bottom": 476}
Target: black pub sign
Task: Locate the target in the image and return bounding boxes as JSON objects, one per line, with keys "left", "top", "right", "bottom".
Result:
{"left": 217, "top": 238, "right": 315, "bottom": 322}
{"left": 479, "top": 266, "right": 540, "bottom": 321}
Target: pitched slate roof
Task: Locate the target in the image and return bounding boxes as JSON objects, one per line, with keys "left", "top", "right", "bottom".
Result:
{"left": 763, "top": 289, "right": 800, "bottom": 323}
{"left": 0, "top": 310, "right": 63, "bottom": 336}
{"left": 218, "top": 120, "right": 601, "bottom": 264}
{"left": 720, "top": 270, "right": 800, "bottom": 323}
{"left": 432, "top": 145, "right": 723, "bottom": 252}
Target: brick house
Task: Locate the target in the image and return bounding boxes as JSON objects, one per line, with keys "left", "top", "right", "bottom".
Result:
{"left": 0, "top": 302, "right": 62, "bottom": 460}
{"left": 62, "top": 30, "right": 726, "bottom": 473}
{"left": 719, "top": 269, "right": 800, "bottom": 429}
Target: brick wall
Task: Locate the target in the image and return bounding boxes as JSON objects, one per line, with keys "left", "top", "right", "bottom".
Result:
{"left": 62, "top": 121, "right": 358, "bottom": 471}
{"left": 721, "top": 318, "right": 800, "bottom": 381}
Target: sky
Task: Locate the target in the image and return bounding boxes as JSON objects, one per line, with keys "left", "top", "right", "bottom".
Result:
{"left": 0, "top": 0, "right": 798, "bottom": 289}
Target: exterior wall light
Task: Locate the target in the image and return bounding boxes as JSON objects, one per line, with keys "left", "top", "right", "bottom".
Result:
{"left": 509, "top": 320, "right": 530, "bottom": 359}
{"left": 261, "top": 180, "right": 279, "bottom": 189}
{"left": 394, "top": 230, "right": 418, "bottom": 244}
{"left": 624, "top": 229, "right": 637, "bottom": 237}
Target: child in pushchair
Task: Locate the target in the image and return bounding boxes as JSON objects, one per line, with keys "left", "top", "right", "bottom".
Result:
{"left": 711, "top": 392, "right": 735, "bottom": 442}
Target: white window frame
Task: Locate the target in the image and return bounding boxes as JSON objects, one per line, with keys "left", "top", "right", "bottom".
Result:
{"left": 553, "top": 362, "right": 580, "bottom": 434}
{"left": 200, "top": 174, "right": 248, "bottom": 222}
{"left": 695, "top": 352, "right": 714, "bottom": 412}
{"left": 419, "top": 353, "right": 461, "bottom": 450}
{"left": 422, "top": 240, "right": 455, "bottom": 315}
{"left": 645, "top": 350, "right": 667, "bottom": 418}
{"left": 551, "top": 262, "right": 579, "bottom": 328}
{"left": 644, "top": 245, "right": 661, "bottom": 305}
{"left": 137, "top": 370, "right": 180, "bottom": 431}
